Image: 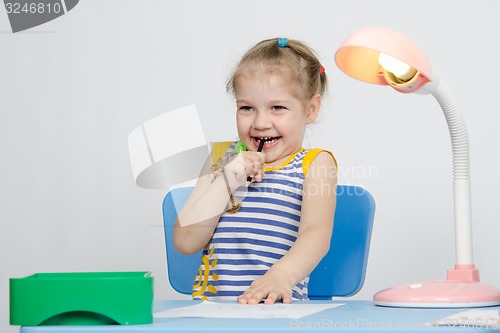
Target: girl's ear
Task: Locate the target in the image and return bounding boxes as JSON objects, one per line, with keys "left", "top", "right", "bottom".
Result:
{"left": 306, "top": 94, "right": 321, "bottom": 124}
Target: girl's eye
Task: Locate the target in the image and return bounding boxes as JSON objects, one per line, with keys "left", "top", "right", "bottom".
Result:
{"left": 238, "top": 106, "right": 253, "bottom": 112}
{"left": 272, "top": 105, "right": 286, "bottom": 111}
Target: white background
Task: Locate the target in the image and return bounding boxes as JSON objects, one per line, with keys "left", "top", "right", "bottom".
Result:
{"left": 1, "top": 0, "right": 499, "bottom": 332}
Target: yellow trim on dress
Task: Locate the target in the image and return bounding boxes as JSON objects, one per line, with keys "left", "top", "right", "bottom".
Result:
{"left": 263, "top": 148, "right": 305, "bottom": 172}
{"left": 302, "top": 149, "right": 337, "bottom": 176}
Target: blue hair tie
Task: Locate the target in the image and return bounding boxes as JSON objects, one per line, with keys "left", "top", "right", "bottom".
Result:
{"left": 277, "top": 37, "right": 288, "bottom": 48}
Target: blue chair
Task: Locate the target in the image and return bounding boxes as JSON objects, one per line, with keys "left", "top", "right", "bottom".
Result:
{"left": 162, "top": 185, "right": 375, "bottom": 300}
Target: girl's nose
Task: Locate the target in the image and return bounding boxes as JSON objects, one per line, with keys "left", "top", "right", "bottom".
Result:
{"left": 253, "top": 111, "right": 272, "bottom": 130}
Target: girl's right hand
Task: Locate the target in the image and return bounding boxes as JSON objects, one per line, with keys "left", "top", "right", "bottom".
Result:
{"left": 224, "top": 152, "right": 265, "bottom": 191}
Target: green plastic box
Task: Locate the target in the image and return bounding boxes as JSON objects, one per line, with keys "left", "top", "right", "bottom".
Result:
{"left": 10, "top": 271, "right": 153, "bottom": 326}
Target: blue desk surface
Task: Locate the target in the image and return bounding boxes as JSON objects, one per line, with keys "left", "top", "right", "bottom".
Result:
{"left": 20, "top": 300, "right": 500, "bottom": 332}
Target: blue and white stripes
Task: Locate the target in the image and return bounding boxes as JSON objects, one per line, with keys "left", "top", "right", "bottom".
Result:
{"left": 192, "top": 144, "right": 312, "bottom": 300}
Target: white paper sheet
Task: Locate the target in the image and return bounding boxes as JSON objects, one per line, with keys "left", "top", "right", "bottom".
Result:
{"left": 154, "top": 301, "right": 345, "bottom": 319}
{"left": 430, "top": 309, "right": 500, "bottom": 329}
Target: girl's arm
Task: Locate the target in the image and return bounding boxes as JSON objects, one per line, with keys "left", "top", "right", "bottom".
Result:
{"left": 173, "top": 152, "right": 229, "bottom": 254}
{"left": 174, "top": 151, "right": 266, "bottom": 254}
{"left": 237, "top": 151, "right": 337, "bottom": 304}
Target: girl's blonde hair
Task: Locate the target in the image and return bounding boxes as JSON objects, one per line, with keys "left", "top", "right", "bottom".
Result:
{"left": 227, "top": 38, "right": 327, "bottom": 102}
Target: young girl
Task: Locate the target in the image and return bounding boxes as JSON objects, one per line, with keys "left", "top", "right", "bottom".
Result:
{"left": 174, "top": 37, "right": 337, "bottom": 304}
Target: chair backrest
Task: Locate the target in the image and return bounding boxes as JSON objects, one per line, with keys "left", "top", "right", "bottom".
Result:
{"left": 162, "top": 185, "right": 375, "bottom": 299}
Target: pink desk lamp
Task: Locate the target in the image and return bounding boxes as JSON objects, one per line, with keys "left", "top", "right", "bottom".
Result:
{"left": 335, "top": 26, "right": 500, "bottom": 308}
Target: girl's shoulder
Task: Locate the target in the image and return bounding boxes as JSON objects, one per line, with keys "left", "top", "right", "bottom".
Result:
{"left": 302, "top": 148, "right": 337, "bottom": 177}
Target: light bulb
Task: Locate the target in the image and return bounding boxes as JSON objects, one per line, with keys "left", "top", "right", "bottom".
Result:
{"left": 378, "top": 53, "right": 417, "bottom": 82}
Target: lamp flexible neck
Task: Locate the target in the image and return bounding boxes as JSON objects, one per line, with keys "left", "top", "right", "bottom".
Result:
{"left": 431, "top": 80, "right": 470, "bottom": 181}
{"left": 431, "top": 80, "right": 473, "bottom": 265}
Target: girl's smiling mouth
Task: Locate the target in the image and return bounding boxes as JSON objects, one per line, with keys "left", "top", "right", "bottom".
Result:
{"left": 252, "top": 136, "right": 282, "bottom": 149}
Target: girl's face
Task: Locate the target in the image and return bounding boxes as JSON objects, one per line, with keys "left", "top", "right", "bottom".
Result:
{"left": 235, "top": 69, "right": 320, "bottom": 166}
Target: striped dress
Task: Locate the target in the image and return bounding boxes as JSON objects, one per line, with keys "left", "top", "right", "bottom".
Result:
{"left": 192, "top": 142, "right": 334, "bottom": 301}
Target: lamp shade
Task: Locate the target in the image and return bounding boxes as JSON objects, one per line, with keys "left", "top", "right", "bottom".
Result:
{"left": 128, "top": 104, "right": 209, "bottom": 189}
{"left": 335, "top": 26, "right": 433, "bottom": 89}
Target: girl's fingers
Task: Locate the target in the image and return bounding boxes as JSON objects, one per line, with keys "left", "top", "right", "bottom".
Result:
{"left": 226, "top": 152, "right": 266, "bottom": 187}
{"left": 263, "top": 291, "right": 279, "bottom": 304}
{"left": 245, "top": 154, "right": 264, "bottom": 178}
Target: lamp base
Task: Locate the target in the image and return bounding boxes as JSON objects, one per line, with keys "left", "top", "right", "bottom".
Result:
{"left": 374, "top": 280, "right": 500, "bottom": 308}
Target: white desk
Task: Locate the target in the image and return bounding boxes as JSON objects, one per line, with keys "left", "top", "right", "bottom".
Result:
{"left": 20, "top": 300, "right": 500, "bottom": 332}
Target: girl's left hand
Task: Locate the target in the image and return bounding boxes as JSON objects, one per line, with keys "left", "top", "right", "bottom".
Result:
{"left": 237, "top": 271, "right": 293, "bottom": 305}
